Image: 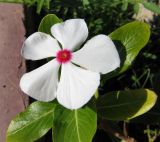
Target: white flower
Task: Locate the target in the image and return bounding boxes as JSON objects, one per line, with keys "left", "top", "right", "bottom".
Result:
{"left": 20, "top": 19, "right": 120, "bottom": 109}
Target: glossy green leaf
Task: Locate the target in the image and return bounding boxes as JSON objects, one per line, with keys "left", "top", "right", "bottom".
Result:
{"left": 97, "top": 89, "right": 157, "bottom": 121}
{"left": 52, "top": 104, "right": 97, "bottom": 142}
{"left": 130, "top": 105, "right": 160, "bottom": 124}
{"left": 38, "top": 14, "right": 61, "bottom": 35}
{"left": 7, "top": 101, "right": 57, "bottom": 142}
{"left": 143, "top": 2, "right": 160, "bottom": 14}
{"left": 102, "top": 22, "right": 150, "bottom": 81}
{"left": 110, "top": 22, "right": 150, "bottom": 73}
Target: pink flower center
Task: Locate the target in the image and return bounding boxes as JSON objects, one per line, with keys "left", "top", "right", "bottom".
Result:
{"left": 56, "top": 49, "right": 72, "bottom": 64}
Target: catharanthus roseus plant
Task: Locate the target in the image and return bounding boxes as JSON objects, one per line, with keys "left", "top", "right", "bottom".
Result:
{"left": 6, "top": 14, "right": 157, "bottom": 142}
{"left": 20, "top": 18, "right": 120, "bottom": 109}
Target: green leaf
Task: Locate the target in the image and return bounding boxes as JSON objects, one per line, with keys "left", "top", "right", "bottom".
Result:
{"left": 130, "top": 110, "right": 160, "bottom": 124}
{"left": 133, "top": 3, "right": 140, "bottom": 14}
{"left": 36, "top": 0, "right": 44, "bottom": 13}
{"left": 7, "top": 101, "right": 57, "bottom": 142}
{"left": 110, "top": 21, "right": 150, "bottom": 73}
{"left": 43, "top": 0, "right": 51, "bottom": 9}
{"left": 38, "top": 14, "right": 61, "bottom": 35}
{"left": 130, "top": 105, "right": 160, "bottom": 124}
{"left": 97, "top": 89, "right": 157, "bottom": 121}
{"left": 82, "top": 0, "right": 90, "bottom": 6}
{"left": 121, "top": 1, "right": 128, "bottom": 11}
{"left": 143, "top": 2, "right": 160, "bottom": 14}
{"left": 52, "top": 104, "right": 97, "bottom": 142}
{"left": 102, "top": 21, "right": 150, "bottom": 81}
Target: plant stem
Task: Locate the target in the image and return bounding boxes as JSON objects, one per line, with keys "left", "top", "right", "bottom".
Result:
{"left": 99, "top": 119, "right": 136, "bottom": 142}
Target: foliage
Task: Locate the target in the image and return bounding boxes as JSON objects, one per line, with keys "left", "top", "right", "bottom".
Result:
{"left": 102, "top": 21, "right": 150, "bottom": 81}
{"left": 52, "top": 103, "right": 97, "bottom": 142}
{"left": 0, "top": 0, "right": 51, "bottom": 13}
{"left": 97, "top": 89, "right": 157, "bottom": 120}
{"left": 1, "top": 0, "right": 160, "bottom": 15}
{"left": 7, "top": 102, "right": 57, "bottom": 142}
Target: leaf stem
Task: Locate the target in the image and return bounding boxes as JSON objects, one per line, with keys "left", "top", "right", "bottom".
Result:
{"left": 123, "top": 121, "right": 128, "bottom": 137}
{"left": 99, "top": 119, "right": 136, "bottom": 142}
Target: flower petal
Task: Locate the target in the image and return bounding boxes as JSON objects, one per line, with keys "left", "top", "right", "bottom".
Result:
{"left": 51, "top": 19, "right": 88, "bottom": 51}
{"left": 20, "top": 59, "right": 60, "bottom": 101}
{"left": 72, "top": 35, "right": 120, "bottom": 74}
{"left": 57, "top": 63, "right": 100, "bottom": 109}
{"left": 22, "top": 32, "right": 61, "bottom": 60}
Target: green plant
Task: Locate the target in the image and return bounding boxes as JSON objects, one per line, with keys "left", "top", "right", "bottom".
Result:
{"left": 6, "top": 14, "right": 158, "bottom": 142}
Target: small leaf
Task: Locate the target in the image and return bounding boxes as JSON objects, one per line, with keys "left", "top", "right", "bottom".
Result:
{"left": 36, "top": 0, "right": 44, "bottom": 14}
{"left": 43, "top": 0, "right": 51, "bottom": 9}
{"left": 82, "top": 0, "right": 90, "bottom": 6}
{"left": 102, "top": 21, "right": 150, "bottom": 81}
{"left": 52, "top": 104, "right": 97, "bottom": 142}
{"left": 121, "top": 1, "right": 128, "bottom": 11}
{"left": 38, "top": 14, "right": 61, "bottom": 35}
{"left": 143, "top": 2, "right": 160, "bottom": 14}
{"left": 7, "top": 101, "right": 57, "bottom": 142}
{"left": 97, "top": 89, "right": 157, "bottom": 121}
{"left": 133, "top": 3, "right": 140, "bottom": 14}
